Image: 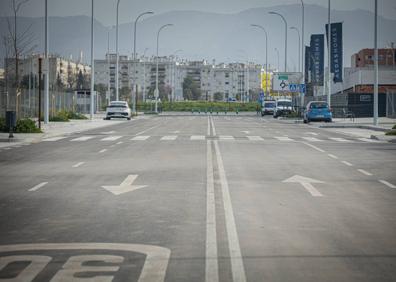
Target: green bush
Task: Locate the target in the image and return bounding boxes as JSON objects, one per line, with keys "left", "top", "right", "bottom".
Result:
{"left": 385, "top": 130, "right": 396, "bottom": 136}
{"left": 66, "top": 111, "right": 88, "bottom": 120}
{"left": 137, "top": 101, "right": 259, "bottom": 112}
{"left": 49, "top": 110, "right": 70, "bottom": 122}
{"left": 392, "top": 125, "right": 396, "bottom": 130}
{"left": 15, "top": 119, "right": 42, "bottom": 133}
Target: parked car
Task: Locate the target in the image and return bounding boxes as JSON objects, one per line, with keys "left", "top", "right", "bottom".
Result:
{"left": 105, "top": 101, "right": 132, "bottom": 120}
{"left": 261, "top": 100, "right": 276, "bottom": 116}
{"left": 273, "top": 99, "right": 293, "bottom": 118}
{"left": 303, "top": 101, "right": 332, "bottom": 123}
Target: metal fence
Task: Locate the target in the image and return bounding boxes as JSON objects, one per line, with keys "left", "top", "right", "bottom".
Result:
{"left": 0, "top": 87, "right": 96, "bottom": 119}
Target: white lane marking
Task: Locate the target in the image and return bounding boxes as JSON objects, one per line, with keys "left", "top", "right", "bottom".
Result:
{"left": 116, "top": 141, "right": 123, "bottom": 145}
{"left": 302, "top": 142, "right": 326, "bottom": 153}
{"left": 247, "top": 136, "right": 264, "bottom": 141}
{"left": 102, "top": 174, "right": 147, "bottom": 195}
{"left": 72, "top": 162, "right": 85, "bottom": 168}
{"left": 99, "top": 149, "right": 107, "bottom": 153}
{"left": 161, "top": 135, "right": 177, "bottom": 141}
{"left": 71, "top": 136, "right": 96, "bottom": 142}
{"left": 241, "top": 131, "right": 250, "bottom": 134}
{"left": 358, "top": 169, "right": 373, "bottom": 176}
{"left": 341, "top": 161, "right": 353, "bottom": 166}
{"left": 379, "top": 180, "right": 396, "bottom": 189}
{"left": 43, "top": 136, "right": 67, "bottom": 141}
{"left": 191, "top": 135, "right": 206, "bottom": 140}
{"left": 274, "top": 136, "right": 294, "bottom": 141}
{"left": 328, "top": 154, "right": 338, "bottom": 159}
{"left": 302, "top": 137, "right": 322, "bottom": 142}
{"left": 329, "top": 137, "right": 351, "bottom": 142}
{"left": 305, "top": 132, "right": 319, "bottom": 136}
{"left": 358, "top": 138, "right": 381, "bottom": 143}
{"left": 283, "top": 175, "right": 324, "bottom": 197}
{"left": 207, "top": 116, "right": 211, "bottom": 136}
{"left": 131, "top": 135, "right": 150, "bottom": 141}
{"left": 213, "top": 141, "right": 247, "bottom": 282}
{"left": 219, "top": 135, "right": 235, "bottom": 141}
{"left": 210, "top": 116, "right": 217, "bottom": 136}
{"left": 101, "top": 136, "right": 123, "bottom": 141}
{"left": 4, "top": 148, "right": 11, "bottom": 150}
{"left": 0, "top": 243, "right": 171, "bottom": 282}
{"left": 29, "top": 182, "right": 48, "bottom": 192}
{"left": 206, "top": 141, "right": 219, "bottom": 282}
{"left": 135, "top": 124, "right": 161, "bottom": 136}
{"left": 100, "top": 130, "right": 116, "bottom": 135}
{"left": 171, "top": 130, "right": 180, "bottom": 134}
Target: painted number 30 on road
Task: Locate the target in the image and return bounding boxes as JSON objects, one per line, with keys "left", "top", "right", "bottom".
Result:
{"left": 0, "top": 243, "right": 170, "bottom": 282}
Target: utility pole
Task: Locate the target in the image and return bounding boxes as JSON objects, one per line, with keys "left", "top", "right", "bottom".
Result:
{"left": 90, "top": 0, "right": 95, "bottom": 119}
{"left": 373, "top": 0, "right": 378, "bottom": 126}
{"left": 115, "top": 0, "right": 121, "bottom": 101}
{"left": 44, "top": 0, "right": 49, "bottom": 124}
{"left": 327, "top": 0, "right": 332, "bottom": 107}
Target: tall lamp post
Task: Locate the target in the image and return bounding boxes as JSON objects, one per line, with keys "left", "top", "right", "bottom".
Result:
{"left": 90, "top": 0, "right": 95, "bottom": 119}
{"left": 132, "top": 11, "right": 154, "bottom": 113}
{"left": 115, "top": 0, "right": 121, "bottom": 101}
{"left": 44, "top": 0, "right": 49, "bottom": 124}
{"left": 290, "top": 27, "right": 301, "bottom": 73}
{"left": 155, "top": 24, "right": 173, "bottom": 113}
{"left": 142, "top": 47, "right": 149, "bottom": 103}
{"left": 327, "top": 0, "right": 332, "bottom": 107}
{"left": 250, "top": 24, "right": 269, "bottom": 97}
{"left": 373, "top": 0, "right": 378, "bottom": 125}
{"left": 300, "top": 0, "right": 305, "bottom": 107}
{"left": 269, "top": 11, "right": 288, "bottom": 72}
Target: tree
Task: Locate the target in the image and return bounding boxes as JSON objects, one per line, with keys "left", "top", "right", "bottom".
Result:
{"left": 183, "top": 76, "right": 201, "bottom": 100}
{"left": 2, "top": 0, "right": 36, "bottom": 115}
{"left": 213, "top": 92, "right": 224, "bottom": 101}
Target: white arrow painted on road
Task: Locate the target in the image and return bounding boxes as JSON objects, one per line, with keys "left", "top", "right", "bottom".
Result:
{"left": 283, "top": 175, "right": 324, "bottom": 197}
{"left": 102, "top": 175, "right": 147, "bottom": 195}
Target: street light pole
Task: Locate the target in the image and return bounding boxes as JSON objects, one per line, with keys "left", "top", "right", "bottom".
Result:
{"left": 250, "top": 24, "right": 268, "bottom": 97}
{"left": 90, "top": 0, "right": 94, "bottom": 119}
{"left": 142, "top": 47, "right": 149, "bottom": 103}
{"left": 155, "top": 24, "right": 173, "bottom": 113}
{"left": 300, "top": 0, "right": 305, "bottom": 109}
{"left": 290, "top": 27, "right": 301, "bottom": 74}
{"left": 115, "top": 0, "right": 121, "bottom": 101}
{"left": 269, "top": 11, "right": 287, "bottom": 72}
{"left": 327, "top": 0, "right": 332, "bottom": 106}
{"left": 44, "top": 0, "right": 49, "bottom": 124}
{"left": 132, "top": 11, "right": 154, "bottom": 114}
{"left": 374, "top": 0, "right": 378, "bottom": 126}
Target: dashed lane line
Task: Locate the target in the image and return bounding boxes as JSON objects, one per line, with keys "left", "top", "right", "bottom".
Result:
{"left": 379, "top": 180, "right": 396, "bottom": 189}
{"left": 29, "top": 182, "right": 48, "bottom": 192}
{"left": 99, "top": 149, "right": 107, "bottom": 153}
{"left": 357, "top": 169, "right": 373, "bottom": 176}
{"left": 274, "top": 136, "right": 294, "bottom": 142}
{"left": 247, "top": 136, "right": 264, "bottom": 141}
{"left": 302, "top": 142, "right": 326, "bottom": 153}
{"left": 72, "top": 162, "right": 85, "bottom": 168}
{"left": 160, "top": 136, "right": 178, "bottom": 141}
{"left": 100, "top": 136, "right": 123, "bottom": 141}
{"left": 341, "top": 161, "right": 353, "bottom": 166}
{"left": 131, "top": 136, "right": 150, "bottom": 141}
{"left": 191, "top": 135, "right": 206, "bottom": 140}
{"left": 71, "top": 136, "right": 96, "bottom": 142}
{"left": 43, "top": 136, "right": 67, "bottom": 141}
{"left": 302, "top": 137, "right": 322, "bottom": 142}
{"left": 328, "top": 154, "right": 338, "bottom": 159}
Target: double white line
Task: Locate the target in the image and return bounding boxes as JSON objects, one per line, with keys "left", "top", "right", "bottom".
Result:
{"left": 206, "top": 116, "right": 246, "bottom": 282}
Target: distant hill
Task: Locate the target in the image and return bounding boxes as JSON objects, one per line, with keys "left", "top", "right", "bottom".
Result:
{"left": 1, "top": 4, "right": 395, "bottom": 69}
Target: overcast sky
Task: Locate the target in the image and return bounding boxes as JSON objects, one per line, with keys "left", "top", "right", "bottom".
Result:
{"left": 1, "top": 0, "right": 395, "bottom": 26}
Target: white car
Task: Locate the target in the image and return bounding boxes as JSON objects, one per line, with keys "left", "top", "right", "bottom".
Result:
{"left": 105, "top": 101, "right": 132, "bottom": 120}
{"left": 273, "top": 99, "right": 293, "bottom": 118}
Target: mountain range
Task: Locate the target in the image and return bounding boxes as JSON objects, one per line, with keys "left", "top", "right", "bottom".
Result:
{"left": 1, "top": 3, "right": 395, "bottom": 69}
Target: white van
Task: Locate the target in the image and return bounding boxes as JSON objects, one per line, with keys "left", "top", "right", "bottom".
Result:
{"left": 273, "top": 99, "right": 293, "bottom": 118}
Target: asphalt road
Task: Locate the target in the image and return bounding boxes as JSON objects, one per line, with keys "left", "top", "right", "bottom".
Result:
{"left": 0, "top": 114, "right": 395, "bottom": 282}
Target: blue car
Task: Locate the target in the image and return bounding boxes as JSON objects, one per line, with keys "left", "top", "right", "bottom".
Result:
{"left": 303, "top": 101, "right": 332, "bottom": 123}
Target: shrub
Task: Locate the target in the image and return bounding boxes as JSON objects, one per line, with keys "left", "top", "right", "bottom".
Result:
{"left": 66, "top": 111, "right": 88, "bottom": 120}
{"left": 49, "top": 110, "right": 69, "bottom": 122}
{"left": 385, "top": 130, "right": 396, "bottom": 136}
{"left": 0, "top": 117, "right": 6, "bottom": 132}
{"left": 392, "top": 125, "right": 396, "bottom": 130}
{"left": 14, "top": 119, "right": 42, "bottom": 133}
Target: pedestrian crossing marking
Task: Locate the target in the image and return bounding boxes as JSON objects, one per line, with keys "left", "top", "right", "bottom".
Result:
{"left": 329, "top": 137, "right": 351, "bottom": 142}
{"left": 71, "top": 136, "right": 96, "bottom": 141}
{"left": 131, "top": 135, "right": 150, "bottom": 141}
{"left": 161, "top": 135, "right": 178, "bottom": 141}
{"left": 191, "top": 135, "right": 206, "bottom": 140}
{"left": 219, "top": 135, "right": 235, "bottom": 140}
{"left": 43, "top": 136, "right": 67, "bottom": 141}
{"left": 101, "top": 136, "right": 123, "bottom": 141}
{"left": 247, "top": 136, "right": 264, "bottom": 141}
{"left": 302, "top": 137, "right": 322, "bottom": 142}
{"left": 274, "top": 136, "right": 294, "bottom": 141}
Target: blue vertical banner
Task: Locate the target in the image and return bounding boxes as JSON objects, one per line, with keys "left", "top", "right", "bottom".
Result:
{"left": 310, "top": 34, "right": 324, "bottom": 86}
{"left": 326, "top": 22, "right": 343, "bottom": 82}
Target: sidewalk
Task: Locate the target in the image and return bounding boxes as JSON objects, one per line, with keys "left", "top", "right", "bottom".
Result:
{"left": 318, "top": 117, "right": 396, "bottom": 142}
{"left": 0, "top": 113, "right": 142, "bottom": 148}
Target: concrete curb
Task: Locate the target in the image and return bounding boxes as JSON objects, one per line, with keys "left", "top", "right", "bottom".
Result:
{"left": 319, "top": 124, "right": 390, "bottom": 132}
{"left": 370, "top": 134, "right": 396, "bottom": 143}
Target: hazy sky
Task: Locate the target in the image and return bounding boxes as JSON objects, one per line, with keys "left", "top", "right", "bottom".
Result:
{"left": 1, "top": 0, "right": 395, "bottom": 26}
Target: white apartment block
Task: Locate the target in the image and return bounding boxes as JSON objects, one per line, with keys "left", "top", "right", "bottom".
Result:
{"left": 94, "top": 54, "right": 263, "bottom": 102}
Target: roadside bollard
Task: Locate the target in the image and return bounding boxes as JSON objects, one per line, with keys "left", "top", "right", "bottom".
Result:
{"left": 6, "top": 111, "right": 16, "bottom": 139}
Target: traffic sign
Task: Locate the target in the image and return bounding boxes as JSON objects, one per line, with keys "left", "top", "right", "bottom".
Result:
{"left": 272, "top": 72, "right": 303, "bottom": 92}
{"left": 288, "top": 84, "right": 306, "bottom": 93}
